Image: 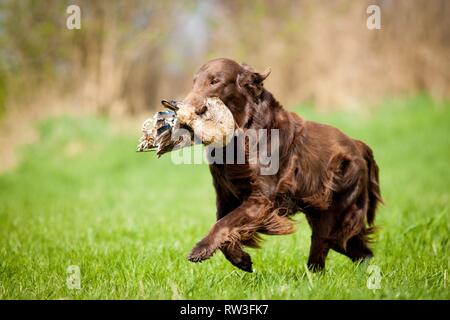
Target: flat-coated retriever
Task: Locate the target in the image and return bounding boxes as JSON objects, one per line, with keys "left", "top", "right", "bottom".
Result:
{"left": 181, "top": 58, "right": 382, "bottom": 272}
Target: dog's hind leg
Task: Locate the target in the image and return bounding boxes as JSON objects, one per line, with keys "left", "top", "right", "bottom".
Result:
{"left": 332, "top": 231, "right": 373, "bottom": 262}
{"left": 332, "top": 185, "right": 374, "bottom": 262}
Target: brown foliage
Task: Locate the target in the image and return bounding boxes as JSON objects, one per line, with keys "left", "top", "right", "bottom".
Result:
{"left": 1, "top": 0, "right": 449, "bottom": 115}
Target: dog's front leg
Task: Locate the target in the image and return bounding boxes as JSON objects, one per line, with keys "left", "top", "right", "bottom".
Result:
{"left": 214, "top": 189, "right": 254, "bottom": 272}
{"left": 188, "top": 196, "right": 270, "bottom": 263}
{"left": 220, "top": 243, "right": 253, "bottom": 272}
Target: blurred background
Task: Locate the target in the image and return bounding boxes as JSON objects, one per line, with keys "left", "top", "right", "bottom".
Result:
{"left": 1, "top": 0, "right": 449, "bottom": 171}
{"left": 0, "top": 0, "right": 449, "bottom": 299}
{"left": 1, "top": 0, "right": 449, "bottom": 114}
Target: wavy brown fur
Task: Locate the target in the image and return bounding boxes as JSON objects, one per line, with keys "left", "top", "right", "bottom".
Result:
{"left": 182, "top": 58, "right": 382, "bottom": 272}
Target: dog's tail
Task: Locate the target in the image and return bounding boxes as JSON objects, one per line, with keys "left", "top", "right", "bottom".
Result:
{"left": 358, "top": 141, "right": 383, "bottom": 226}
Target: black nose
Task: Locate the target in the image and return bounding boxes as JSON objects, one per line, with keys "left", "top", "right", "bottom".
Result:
{"left": 161, "top": 99, "right": 179, "bottom": 111}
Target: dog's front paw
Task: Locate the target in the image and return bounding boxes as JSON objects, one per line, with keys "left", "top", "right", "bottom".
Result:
{"left": 187, "top": 241, "right": 216, "bottom": 263}
{"left": 222, "top": 247, "right": 253, "bottom": 273}
{"left": 233, "top": 251, "right": 253, "bottom": 273}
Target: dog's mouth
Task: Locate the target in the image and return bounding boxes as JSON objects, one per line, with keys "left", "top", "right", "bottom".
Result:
{"left": 161, "top": 99, "right": 179, "bottom": 111}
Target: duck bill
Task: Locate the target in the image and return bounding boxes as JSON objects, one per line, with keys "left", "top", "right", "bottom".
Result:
{"left": 161, "top": 99, "right": 179, "bottom": 111}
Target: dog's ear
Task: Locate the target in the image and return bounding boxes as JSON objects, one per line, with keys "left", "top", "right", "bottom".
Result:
{"left": 237, "top": 64, "right": 271, "bottom": 99}
{"left": 259, "top": 68, "right": 271, "bottom": 82}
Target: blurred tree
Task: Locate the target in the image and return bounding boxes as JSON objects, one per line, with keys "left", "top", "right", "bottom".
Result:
{"left": 0, "top": 0, "right": 448, "bottom": 116}
{"left": 0, "top": 0, "right": 181, "bottom": 114}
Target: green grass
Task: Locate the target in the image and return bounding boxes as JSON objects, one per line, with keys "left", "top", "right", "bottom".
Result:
{"left": 0, "top": 95, "right": 449, "bottom": 299}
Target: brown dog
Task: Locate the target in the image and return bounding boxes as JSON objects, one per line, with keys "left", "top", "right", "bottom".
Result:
{"left": 182, "top": 58, "right": 382, "bottom": 272}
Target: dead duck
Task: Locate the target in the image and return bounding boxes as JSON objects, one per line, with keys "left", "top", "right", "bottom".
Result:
{"left": 137, "top": 97, "right": 235, "bottom": 156}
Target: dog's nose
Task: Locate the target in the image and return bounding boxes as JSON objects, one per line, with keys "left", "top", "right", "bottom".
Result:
{"left": 183, "top": 92, "right": 204, "bottom": 107}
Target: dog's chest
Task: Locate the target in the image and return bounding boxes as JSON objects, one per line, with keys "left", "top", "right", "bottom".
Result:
{"left": 211, "top": 162, "right": 255, "bottom": 200}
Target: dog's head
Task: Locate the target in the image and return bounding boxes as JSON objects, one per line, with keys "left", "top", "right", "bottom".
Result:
{"left": 183, "top": 58, "right": 271, "bottom": 128}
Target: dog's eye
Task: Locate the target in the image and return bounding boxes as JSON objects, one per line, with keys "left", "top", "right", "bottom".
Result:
{"left": 210, "top": 78, "right": 220, "bottom": 85}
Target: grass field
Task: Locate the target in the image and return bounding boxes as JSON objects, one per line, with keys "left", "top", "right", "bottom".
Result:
{"left": 0, "top": 95, "right": 449, "bottom": 299}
